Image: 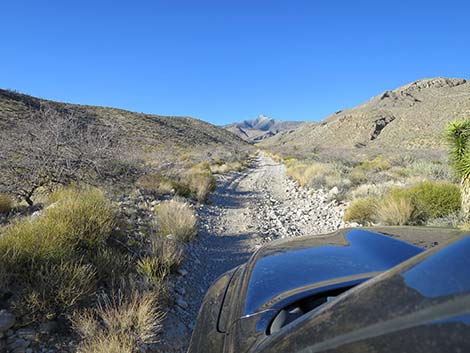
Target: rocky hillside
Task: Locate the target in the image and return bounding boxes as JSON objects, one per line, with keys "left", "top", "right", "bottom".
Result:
{"left": 225, "top": 115, "right": 303, "bottom": 142}
{"left": 261, "top": 77, "right": 470, "bottom": 155}
{"left": 0, "top": 89, "right": 246, "bottom": 150}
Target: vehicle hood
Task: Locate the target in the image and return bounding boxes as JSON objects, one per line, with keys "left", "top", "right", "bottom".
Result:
{"left": 251, "top": 235, "right": 470, "bottom": 353}
{"left": 243, "top": 228, "right": 424, "bottom": 315}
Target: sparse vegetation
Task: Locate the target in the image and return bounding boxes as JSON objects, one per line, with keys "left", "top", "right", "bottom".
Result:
{"left": 0, "top": 193, "right": 13, "bottom": 213}
{"left": 0, "top": 187, "right": 116, "bottom": 321}
{"left": 155, "top": 199, "right": 197, "bottom": 242}
{"left": 377, "top": 190, "right": 420, "bottom": 225}
{"left": 182, "top": 164, "right": 216, "bottom": 202}
{"left": 0, "top": 106, "right": 131, "bottom": 206}
{"left": 276, "top": 148, "right": 463, "bottom": 227}
{"left": 343, "top": 197, "right": 377, "bottom": 225}
{"left": 73, "top": 291, "right": 164, "bottom": 353}
{"left": 373, "top": 181, "right": 460, "bottom": 226}
{"left": 136, "top": 174, "right": 175, "bottom": 195}
{"left": 285, "top": 160, "right": 342, "bottom": 190}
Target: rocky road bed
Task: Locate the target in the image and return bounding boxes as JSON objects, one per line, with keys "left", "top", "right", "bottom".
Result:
{"left": 155, "top": 153, "right": 348, "bottom": 352}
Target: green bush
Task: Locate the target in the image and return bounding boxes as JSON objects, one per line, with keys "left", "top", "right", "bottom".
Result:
{"left": 376, "top": 181, "right": 460, "bottom": 225}
{"left": 408, "top": 181, "right": 460, "bottom": 219}
{"left": 0, "top": 187, "right": 116, "bottom": 321}
{"left": 343, "top": 197, "right": 378, "bottom": 225}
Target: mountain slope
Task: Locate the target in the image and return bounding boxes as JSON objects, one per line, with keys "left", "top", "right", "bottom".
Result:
{"left": 0, "top": 89, "right": 246, "bottom": 150}
{"left": 260, "top": 77, "right": 470, "bottom": 155}
{"left": 225, "top": 115, "right": 303, "bottom": 142}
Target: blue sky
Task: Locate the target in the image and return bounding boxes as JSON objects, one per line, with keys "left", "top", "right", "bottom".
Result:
{"left": 1, "top": 0, "right": 469, "bottom": 125}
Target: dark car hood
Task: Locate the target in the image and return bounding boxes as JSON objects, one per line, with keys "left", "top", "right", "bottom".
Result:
{"left": 243, "top": 229, "right": 424, "bottom": 315}
{"left": 251, "top": 235, "right": 470, "bottom": 353}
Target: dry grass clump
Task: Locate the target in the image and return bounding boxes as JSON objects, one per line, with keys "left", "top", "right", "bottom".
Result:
{"left": 0, "top": 193, "right": 13, "bottom": 213}
{"left": 150, "top": 236, "right": 184, "bottom": 271}
{"left": 0, "top": 187, "right": 116, "bottom": 321}
{"left": 343, "top": 197, "right": 378, "bottom": 225}
{"left": 155, "top": 199, "right": 197, "bottom": 242}
{"left": 182, "top": 165, "right": 216, "bottom": 202}
{"left": 210, "top": 161, "right": 243, "bottom": 174}
{"left": 136, "top": 237, "right": 184, "bottom": 288}
{"left": 377, "top": 193, "right": 417, "bottom": 226}
{"left": 136, "top": 174, "right": 175, "bottom": 195}
{"left": 355, "top": 155, "right": 392, "bottom": 173}
{"left": 73, "top": 291, "right": 164, "bottom": 353}
{"left": 286, "top": 162, "right": 341, "bottom": 189}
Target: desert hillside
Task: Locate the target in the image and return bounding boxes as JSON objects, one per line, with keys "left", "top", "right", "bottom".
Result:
{"left": 261, "top": 77, "right": 470, "bottom": 155}
{"left": 0, "top": 89, "right": 246, "bottom": 150}
{"left": 225, "top": 114, "right": 303, "bottom": 142}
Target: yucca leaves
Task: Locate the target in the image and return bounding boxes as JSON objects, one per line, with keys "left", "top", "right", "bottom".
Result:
{"left": 446, "top": 120, "right": 470, "bottom": 179}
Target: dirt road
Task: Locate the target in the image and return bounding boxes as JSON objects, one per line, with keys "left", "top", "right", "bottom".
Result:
{"left": 155, "top": 153, "right": 347, "bottom": 352}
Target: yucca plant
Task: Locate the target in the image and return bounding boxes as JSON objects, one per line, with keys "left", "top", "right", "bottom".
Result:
{"left": 446, "top": 120, "right": 470, "bottom": 214}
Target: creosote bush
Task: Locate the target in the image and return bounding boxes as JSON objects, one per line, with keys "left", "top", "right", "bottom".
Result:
{"left": 0, "top": 187, "right": 116, "bottom": 321}
{"left": 155, "top": 199, "right": 197, "bottom": 242}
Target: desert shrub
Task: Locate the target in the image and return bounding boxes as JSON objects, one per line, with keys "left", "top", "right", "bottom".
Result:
{"left": 355, "top": 155, "right": 392, "bottom": 173}
{"left": 406, "top": 161, "right": 452, "bottom": 181}
{"left": 18, "top": 261, "right": 97, "bottom": 321}
{"left": 343, "top": 197, "right": 378, "bottom": 225}
{"left": 155, "top": 199, "right": 197, "bottom": 242}
{"left": 286, "top": 162, "right": 342, "bottom": 189}
{"left": 0, "top": 105, "right": 129, "bottom": 206}
{"left": 0, "top": 194, "right": 13, "bottom": 213}
{"left": 349, "top": 168, "right": 368, "bottom": 185}
{"left": 182, "top": 167, "right": 216, "bottom": 202}
{"left": 137, "top": 234, "right": 184, "bottom": 288}
{"left": 73, "top": 291, "right": 164, "bottom": 353}
{"left": 136, "top": 174, "right": 174, "bottom": 195}
{"left": 286, "top": 164, "right": 309, "bottom": 186}
{"left": 210, "top": 161, "right": 243, "bottom": 174}
{"left": 90, "top": 248, "right": 133, "bottom": 287}
{"left": 46, "top": 187, "right": 115, "bottom": 250}
{"left": 0, "top": 187, "right": 116, "bottom": 321}
{"left": 375, "top": 181, "right": 459, "bottom": 225}
{"left": 150, "top": 236, "right": 184, "bottom": 272}
{"left": 407, "top": 181, "right": 460, "bottom": 219}
{"left": 136, "top": 257, "right": 168, "bottom": 288}
{"left": 377, "top": 192, "right": 417, "bottom": 225}
{"left": 349, "top": 182, "right": 391, "bottom": 200}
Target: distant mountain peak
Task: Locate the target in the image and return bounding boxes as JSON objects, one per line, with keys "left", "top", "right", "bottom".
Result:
{"left": 225, "top": 115, "right": 303, "bottom": 143}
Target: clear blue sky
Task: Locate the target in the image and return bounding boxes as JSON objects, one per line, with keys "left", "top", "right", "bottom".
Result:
{"left": 1, "top": 0, "right": 469, "bottom": 125}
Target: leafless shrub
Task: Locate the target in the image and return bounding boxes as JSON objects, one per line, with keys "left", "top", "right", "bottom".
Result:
{"left": 0, "top": 105, "right": 131, "bottom": 205}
